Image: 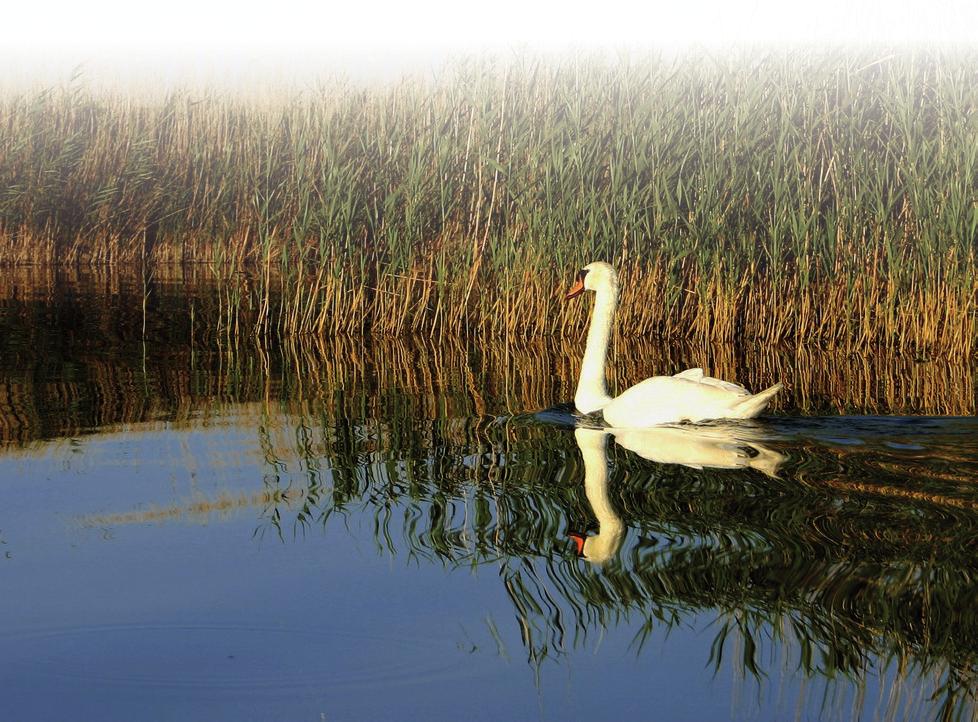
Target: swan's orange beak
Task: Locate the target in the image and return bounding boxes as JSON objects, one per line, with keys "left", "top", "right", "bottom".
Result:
{"left": 568, "top": 533, "right": 586, "bottom": 556}
{"left": 565, "top": 277, "right": 586, "bottom": 300}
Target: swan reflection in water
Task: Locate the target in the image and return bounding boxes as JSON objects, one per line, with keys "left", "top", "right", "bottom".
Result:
{"left": 570, "top": 424, "right": 786, "bottom": 564}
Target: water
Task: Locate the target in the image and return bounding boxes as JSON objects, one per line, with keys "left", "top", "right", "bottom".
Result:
{"left": 2, "top": 272, "right": 978, "bottom": 721}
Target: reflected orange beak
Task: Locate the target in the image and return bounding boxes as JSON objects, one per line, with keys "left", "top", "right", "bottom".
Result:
{"left": 565, "top": 277, "right": 585, "bottom": 300}
{"left": 568, "top": 533, "right": 586, "bottom": 556}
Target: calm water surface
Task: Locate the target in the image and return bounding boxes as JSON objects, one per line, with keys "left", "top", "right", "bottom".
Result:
{"left": 2, "top": 273, "right": 978, "bottom": 721}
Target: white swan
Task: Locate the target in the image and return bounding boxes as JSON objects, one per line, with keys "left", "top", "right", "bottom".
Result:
{"left": 566, "top": 262, "right": 783, "bottom": 427}
{"left": 569, "top": 424, "right": 785, "bottom": 563}
{"left": 611, "top": 423, "right": 785, "bottom": 478}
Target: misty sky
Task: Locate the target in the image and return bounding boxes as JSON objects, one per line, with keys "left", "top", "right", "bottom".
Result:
{"left": 3, "top": 0, "right": 977, "bottom": 86}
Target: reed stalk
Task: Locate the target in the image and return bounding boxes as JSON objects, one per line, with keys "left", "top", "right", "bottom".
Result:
{"left": 1, "top": 51, "right": 976, "bottom": 353}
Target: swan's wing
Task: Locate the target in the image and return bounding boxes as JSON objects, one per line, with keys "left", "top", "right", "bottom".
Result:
{"left": 612, "top": 425, "right": 785, "bottom": 476}
{"left": 613, "top": 427, "right": 751, "bottom": 468}
{"left": 604, "top": 375, "right": 762, "bottom": 426}
{"left": 697, "top": 376, "right": 750, "bottom": 395}
{"left": 674, "top": 368, "right": 748, "bottom": 395}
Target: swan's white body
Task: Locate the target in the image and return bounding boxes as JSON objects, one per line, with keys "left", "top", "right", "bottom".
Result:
{"left": 568, "top": 262, "right": 782, "bottom": 427}
{"left": 611, "top": 423, "right": 785, "bottom": 478}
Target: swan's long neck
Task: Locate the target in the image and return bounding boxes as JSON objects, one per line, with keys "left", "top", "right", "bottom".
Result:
{"left": 575, "top": 285, "right": 616, "bottom": 413}
{"left": 576, "top": 429, "right": 624, "bottom": 564}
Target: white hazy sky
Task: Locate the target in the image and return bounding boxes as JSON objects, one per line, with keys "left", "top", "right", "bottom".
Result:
{"left": 2, "top": 0, "right": 977, "bottom": 86}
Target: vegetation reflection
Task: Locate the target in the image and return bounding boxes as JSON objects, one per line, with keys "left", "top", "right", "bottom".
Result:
{"left": 0, "top": 271, "right": 975, "bottom": 449}
{"left": 4, "top": 283, "right": 978, "bottom": 720}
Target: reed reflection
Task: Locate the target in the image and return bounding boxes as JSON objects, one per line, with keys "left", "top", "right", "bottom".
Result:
{"left": 0, "top": 271, "right": 976, "bottom": 449}
{"left": 5, "top": 277, "right": 978, "bottom": 721}
{"left": 56, "top": 385, "right": 978, "bottom": 721}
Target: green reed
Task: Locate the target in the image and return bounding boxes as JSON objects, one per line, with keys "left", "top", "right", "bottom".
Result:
{"left": 1, "top": 51, "right": 976, "bottom": 350}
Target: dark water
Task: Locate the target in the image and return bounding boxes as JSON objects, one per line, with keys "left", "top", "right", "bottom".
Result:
{"left": 2, "top": 273, "right": 978, "bottom": 721}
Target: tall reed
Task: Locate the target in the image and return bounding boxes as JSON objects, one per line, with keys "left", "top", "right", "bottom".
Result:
{"left": 1, "top": 51, "right": 976, "bottom": 352}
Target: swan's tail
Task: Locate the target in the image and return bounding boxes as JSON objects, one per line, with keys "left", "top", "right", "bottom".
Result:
{"left": 731, "top": 383, "right": 783, "bottom": 418}
{"left": 747, "top": 445, "right": 787, "bottom": 478}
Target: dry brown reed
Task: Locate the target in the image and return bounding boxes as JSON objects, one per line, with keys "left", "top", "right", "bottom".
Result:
{"left": 2, "top": 53, "right": 977, "bottom": 353}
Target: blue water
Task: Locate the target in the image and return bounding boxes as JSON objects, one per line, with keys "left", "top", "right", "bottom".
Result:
{"left": 2, "top": 402, "right": 976, "bottom": 721}
{"left": 1, "top": 280, "right": 977, "bottom": 721}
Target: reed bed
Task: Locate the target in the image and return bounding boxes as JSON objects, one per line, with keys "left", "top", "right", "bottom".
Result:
{"left": 1, "top": 51, "right": 977, "bottom": 353}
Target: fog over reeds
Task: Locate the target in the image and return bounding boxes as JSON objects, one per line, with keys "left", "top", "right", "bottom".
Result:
{"left": 2, "top": 51, "right": 975, "bottom": 351}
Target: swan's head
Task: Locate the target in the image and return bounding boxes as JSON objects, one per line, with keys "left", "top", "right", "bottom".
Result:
{"left": 565, "top": 261, "right": 618, "bottom": 300}
{"left": 568, "top": 530, "right": 623, "bottom": 564}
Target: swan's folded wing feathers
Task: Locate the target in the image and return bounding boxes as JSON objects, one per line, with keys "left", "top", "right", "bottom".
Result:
{"left": 698, "top": 376, "right": 750, "bottom": 395}
{"left": 674, "top": 368, "right": 748, "bottom": 395}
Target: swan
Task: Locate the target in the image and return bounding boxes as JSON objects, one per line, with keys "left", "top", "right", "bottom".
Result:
{"left": 568, "top": 424, "right": 785, "bottom": 563}
{"left": 566, "top": 262, "right": 783, "bottom": 427}
{"left": 611, "top": 422, "right": 785, "bottom": 478}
